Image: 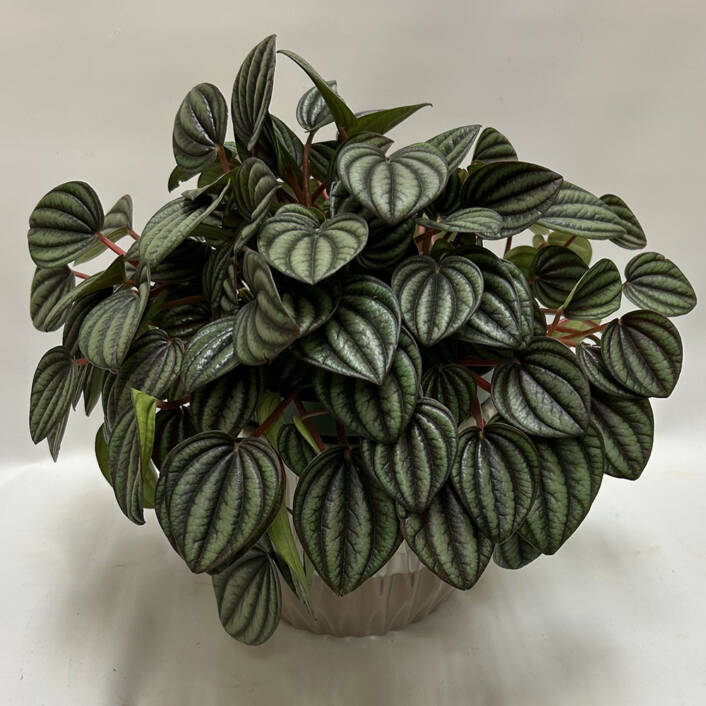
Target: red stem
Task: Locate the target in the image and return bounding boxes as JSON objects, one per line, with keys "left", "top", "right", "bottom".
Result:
{"left": 469, "top": 371, "right": 491, "bottom": 393}
{"left": 504, "top": 236, "right": 513, "bottom": 255}
{"left": 252, "top": 392, "right": 298, "bottom": 438}
{"left": 74, "top": 358, "right": 90, "bottom": 366}
{"left": 127, "top": 229, "right": 140, "bottom": 241}
{"left": 457, "top": 357, "right": 501, "bottom": 367}
{"left": 217, "top": 145, "right": 230, "bottom": 174}
{"left": 97, "top": 232, "right": 126, "bottom": 256}
{"left": 71, "top": 270, "right": 90, "bottom": 280}
{"left": 294, "top": 399, "right": 326, "bottom": 451}
{"left": 336, "top": 421, "right": 348, "bottom": 446}
{"left": 546, "top": 309, "right": 563, "bottom": 336}
{"left": 311, "top": 182, "right": 326, "bottom": 203}
{"left": 471, "top": 396, "right": 485, "bottom": 430}
{"left": 157, "top": 396, "right": 190, "bottom": 410}
{"left": 563, "top": 235, "right": 577, "bottom": 248}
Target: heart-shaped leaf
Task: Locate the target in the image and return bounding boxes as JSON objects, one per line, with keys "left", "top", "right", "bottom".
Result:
{"left": 296, "top": 80, "right": 338, "bottom": 131}
{"left": 421, "top": 363, "right": 477, "bottom": 424}
{"left": 623, "top": 251, "right": 696, "bottom": 316}
{"left": 232, "top": 35, "right": 277, "bottom": 150}
{"left": 357, "top": 218, "right": 415, "bottom": 270}
{"left": 576, "top": 343, "right": 639, "bottom": 399}
{"left": 152, "top": 407, "right": 196, "bottom": 470}
{"left": 336, "top": 141, "right": 448, "bottom": 225}
{"left": 277, "top": 422, "right": 317, "bottom": 476}
{"left": 181, "top": 316, "right": 240, "bottom": 390}
{"left": 461, "top": 162, "right": 563, "bottom": 237}
{"left": 30, "top": 266, "right": 75, "bottom": 331}
{"left": 211, "top": 538, "right": 281, "bottom": 645}
{"left": 160, "top": 433, "right": 283, "bottom": 573}
{"left": 451, "top": 423, "right": 539, "bottom": 542}
{"left": 491, "top": 337, "right": 591, "bottom": 437}
{"left": 399, "top": 482, "right": 494, "bottom": 589}
{"left": 312, "top": 328, "right": 421, "bottom": 442}
{"left": 297, "top": 275, "right": 401, "bottom": 383}
{"left": 600, "top": 194, "right": 647, "bottom": 250}
{"left": 472, "top": 127, "right": 518, "bottom": 163}
{"left": 280, "top": 278, "right": 340, "bottom": 338}
{"left": 361, "top": 398, "right": 457, "bottom": 513}
{"left": 416, "top": 207, "right": 502, "bottom": 239}
{"left": 172, "top": 83, "right": 228, "bottom": 176}
{"left": 351, "top": 103, "right": 431, "bottom": 137}
{"left": 521, "top": 427, "right": 604, "bottom": 556}
{"left": 493, "top": 533, "right": 541, "bottom": 570}
{"left": 293, "top": 446, "right": 401, "bottom": 595}
{"left": 258, "top": 204, "right": 368, "bottom": 284}
{"left": 191, "top": 367, "right": 263, "bottom": 436}
{"left": 563, "top": 258, "right": 622, "bottom": 320}
{"left": 28, "top": 181, "right": 103, "bottom": 267}
{"left": 391, "top": 255, "right": 483, "bottom": 346}
{"left": 600, "top": 310, "right": 682, "bottom": 398}
{"left": 426, "top": 125, "right": 481, "bottom": 171}
{"left": 531, "top": 245, "right": 587, "bottom": 309}
{"left": 536, "top": 182, "right": 627, "bottom": 239}
{"left": 72, "top": 194, "right": 133, "bottom": 264}
{"left": 590, "top": 391, "right": 653, "bottom": 480}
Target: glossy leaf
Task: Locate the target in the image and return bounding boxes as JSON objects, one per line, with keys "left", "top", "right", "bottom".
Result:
{"left": 426, "top": 124, "right": 481, "bottom": 171}
{"left": 563, "top": 258, "right": 622, "bottom": 320}
{"left": 547, "top": 231, "right": 592, "bottom": 265}
{"left": 576, "top": 343, "right": 638, "bottom": 399}
{"left": 493, "top": 533, "right": 541, "bottom": 570}
{"left": 351, "top": 103, "right": 431, "bottom": 137}
{"left": 152, "top": 407, "right": 196, "bottom": 469}
{"left": 277, "top": 423, "right": 316, "bottom": 476}
{"left": 30, "top": 266, "right": 74, "bottom": 331}
{"left": 181, "top": 316, "right": 240, "bottom": 390}
{"left": 531, "top": 245, "right": 587, "bottom": 309}
{"left": 280, "top": 278, "right": 340, "bottom": 338}
{"left": 296, "top": 80, "right": 338, "bottom": 131}
{"left": 601, "top": 194, "right": 647, "bottom": 250}
{"left": 472, "top": 127, "right": 518, "bottom": 163}
{"left": 421, "top": 363, "right": 476, "bottom": 424}
{"left": 416, "top": 207, "right": 502, "bottom": 239}
{"left": 504, "top": 245, "right": 537, "bottom": 281}
{"left": 356, "top": 218, "right": 415, "bottom": 270}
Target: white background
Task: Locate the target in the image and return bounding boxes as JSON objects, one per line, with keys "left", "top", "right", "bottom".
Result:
{"left": 1, "top": 1, "right": 705, "bottom": 704}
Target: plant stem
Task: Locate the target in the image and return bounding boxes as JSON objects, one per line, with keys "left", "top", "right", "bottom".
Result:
{"left": 156, "top": 395, "right": 190, "bottom": 409}
{"left": 74, "top": 358, "right": 90, "bottom": 366}
{"left": 71, "top": 270, "right": 90, "bottom": 280}
{"left": 562, "top": 235, "right": 577, "bottom": 248}
{"left": 504, "top": 236, "right": 513, "bottom": 255}
{"left": 287, "top": 173, "right": 308, "bottom": 204}
{"left": 294, "top": 399, "right": 326, "bottom": 452}
{"left": 302, "top": 132, "right": 314, "bottom": 207}
{"left": 311, "top": 181, "right": 326, "bottom": 203}
{"left": 336, "top": 421, "right": 348, "bottom": 446}
{"left": 253, "top": 392, "right": 298, "bottom": 438}
{"left": 216, "top": 144, "right": 230, "bottom": 174}
{"left": 471, "top": 395, "right": 485, "bottom": 430}
{"left": 457, "top": 357, "right": 501, "bottom": 367}
{"left": 97, "top": 232, "right": 126, "bottom": 257}
{"left": 468, "top": 370, "right": 492, "bottom": 393}
{"left": 546, "top": 309, "right": 563, "bottom": 336}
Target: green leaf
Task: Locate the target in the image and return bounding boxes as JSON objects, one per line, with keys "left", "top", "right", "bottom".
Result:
{"left": 600, "top": 194, "right": 647, "bottom": 250}
{"left": 46, "top": 403, "right": 70, "bottom": 461}
{"left": 296, "top": 80, "right": 338, "bottom": 131}
{"left": 73, "top": 194, "right": 133, "bottom": 264}
{"left": 267, "top": 500, "right": 309, "bottom": 601}
{"left": 600, "top": 310, "right": 682, "bottom": 398}
{"left": 190, "top": 367, "right": 263, "bottom": 436}
{"left": 416, "top": 207, "right": 502, "bottom": 239}
{"left": 280, "top": 278, "right": 340, "bottom": 338}
{"left": 278, "top": 49, "right": 357, "bottom": 131}
{"left": 399, "top": 483, "right": 494, "bottom": 589}
{"left": 131, "top": 389, "right": 159, "bottom": 504}
{"left": 491, "top": 336, "right": 591, "bottom": 437}
{"left": 277, "top": 423, "right": 316, "bottom": 476}
{"left": 313, "top": 328, "right": 421, "bottom": 443}
{"left": 258, "top": 204, "right": 368, "bottom": 284}
{"left": 350, "top": 103, "right": 431, "bottom": 137}
{"left": 293, "top": 446, "right": 401, "bottom": 595}
{"left": 211, "top": 538, "right": 281, "bottom": 645}
{"left": 391, "top": 255, "right": 483, "bottom": 346}
{"left": 576, "top": 343, "right": 639, "bottom": 399}
{"left": 95, "top": 424, "right": 111, "bottom": 484}
{"left": 472, "top": 127, "right": 518, "bottom": 163}
{"left": 504, "top": 245, "right": 537, "bottom": 280}
{"left": 562, "top": 258, "right": 622, "bottom": 320}
{"left": 336, "top": 141, "right": 448, "bottom": 225}
{"left": 181, "top": 316, "right": 240, "bottom": 390}
{"left": 29, "top": 346, "right": 78, "bottom": 444}
{"left": 232, "top": 35, "right": 277, "bottom": 151}
{"left": 255, "top": 391, "right": 288, "bottom": 446}
{"left": 152, "top": 407, "right": 196, "bottom": 470}
{"left": 547, "top": 231, "right": 592, "bottom": 265}
{"left": 590, "top": 391, "right": 653, "bottom": 479}
{"left": 426, "top": 124, "right": 481, "bottom": 171}
{"left": 160, "top": 433, "right": 283, "bottom": 573}
{"left": 531, "top": 245, "right": 588, "bottom": 309}
{"left": 30, "top": 266, "right": 75, "bottom": 331}
{"left": 451, "top": 423, "right": 539, "bottom": 542}
{"left": 536, "top": 182, "right": 626, "bottom": 239}
{"left": 421, "top": 363, "right": 476, "bottom": 424}
{"left": 518, "top": 425, "right": 604, "bottom": 554}
{"left": 356, "top": 219, "right": 415, "bottom": 270}
{"left": 28, "top": 181, "right": 103, "bottom": 267}
{"left": 297, "top": 275, "right": 401, "bottom": 384}
{"left": 83, "top": 365, "right": 108, "bottom": 415}
{"left": 493, "top": 533, "right": 541, "bottom": 570}
{"left": 461, "top": 162, "right": 563, "bottom": 237}
{"left": 623, "top": 251, "right": 696, "bottom": 316}
{"left": 173, "top": 83, "right": 228, "bottom": 176}
{"left": 361, "top": 398, "right": 457, "bottom": 513}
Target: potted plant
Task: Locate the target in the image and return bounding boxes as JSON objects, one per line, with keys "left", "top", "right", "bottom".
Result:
{"left": 28, "top": 35, "right": 696, "bottom": 645}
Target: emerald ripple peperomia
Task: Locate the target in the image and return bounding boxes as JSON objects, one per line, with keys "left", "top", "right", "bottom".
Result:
{"left": 27, "top": 34, "right": 696, "bottom": 645}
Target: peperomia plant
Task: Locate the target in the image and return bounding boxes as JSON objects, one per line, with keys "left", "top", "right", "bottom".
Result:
{"left": 28, "top": 35, "right": 696, "bottom": 645}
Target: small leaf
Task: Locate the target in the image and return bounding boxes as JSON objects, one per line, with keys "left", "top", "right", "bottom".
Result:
{"left": 73, "top": 194, "right": 133, "bottom": 264}
{"left": 493, "top": 534, "right": 541, "bottom": 570}
{"left": 416, "top": 207, "right": 502, "bottom": 239}
{"left": 451, "top": 423, "right": 539, "bottom": 542}
{"left": 277, "top": 423, "right": 316, "bottom": 476}
{"left": 399, "top": 483, "right": 494, "bottom": 590}
{"left": 391, "top": 255, "right": 483, "bottom": 346}
{"left": 547, "top": 231, "right": 592, "bottom": 265}
{"left": 296, "top": 80, "right": 338, "bottom": 131}
{"left": 30, "top": 266, "right": 75, "bottom": 331}
{"left": 504, "top": 245, "right": 537, "bottom": 280}
{"left": 350, "top": 103, "right": 431, "bottom": 137}
{"left": 531, "top": 245, "right": 587, "bottom": 309}
{"left": 181, "top": 316, "right": 240, "bottom": 390}
{"left": 600, "top": 194, "right": 647, "bottom": 250}
{"left": 426, "top": 124, "right": 481, "bottom": 171}
{"left": 472, "top": 127, "right": 518, "bottom": 163}
{"left": 293, "top": 446, "right": 401, "bottom": 595}
{"left": 623, "top": 251, "right": 696, "bottom": 316}
{"left": 152, "top": 407, "right": 196, "bottom": 469}
{"left": 600, "top": 310, "right": 682, "bottom": 398}
{"left": 491, "top": 337, "right": 591, "bottom": 437}
{"left": 562, "top": 258, "right": 622, "bottom": 320}
{"left": 131, "top": 389, "right": 159, "bottom": 507}
{"left": 83, "top": 365, "right": 108, "bottom": 415}
{"left": 576, "top": 343, "right": 638, "bottom": 399}
{"left": 421, "top": 363, "right": 477, "bottom": 424}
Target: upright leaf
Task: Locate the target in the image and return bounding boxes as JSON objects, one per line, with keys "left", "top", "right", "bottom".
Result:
{"left": 600, "top": 194, "right": 647, "bottom": 250}
{"left": 350, "top": 103, "right": 431, "bottom": 137}
{"left": 531, "top": 245, "right": 587, "bottom": 309}
{"left": 181, "top": 316, "right": 240, "bottom": 390}
{"left": 421, "top": 363, "right": 477, "bottom": 424}
{"left": 277, "top": 423, "right": 316, "bottom": 476}
{"left": 562, "top": 258, "right": 622, "bottom": 320}
{"left": 296, "top": 80, "right": 338, "bottom": 131}
{"left": 472, "top": 127, "right": 518, "bottom": 163}
{"left": 30, "top": 266, "right": 75, "bottom": 331}
{"left": 426, "top": 124, "right": 481, "bottom": 171}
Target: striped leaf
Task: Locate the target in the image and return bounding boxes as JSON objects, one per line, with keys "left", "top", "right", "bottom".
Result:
{"left": 391, "top": 255, "right": 483, "bottom": 346}
{"left": 601, "top": 194, "right": 647, "bottom": 250}
{"left": 312, "top": 328, "right": 421, "bottom": 442}
{"left": 399, "top": 482, "right": 494, "bottom": 589}
{"left": 531, "top": 245, "right": 587, "bottom": 309}
{"left": 576, "top": 343, "right": 639, "bottom": 399}
{"left": 336, "top": 142, "right": 448, "bottom": 225}
{"left": 547, "top": 231, "right": 592, "bottom": 265}
{"left": 491, "top": 337, "right": 591, "bottom": 437}
{"left": 181, "top": 316, "right": 239, "bottom": 390}
{"left": 601, "top": 310, "right": 682, "bottom": 398}
{"left": 296, "top": 80, "right": 338, "bottom": 131}
{"left": 416, "top": 207, "right": 502, "bottom": 239}
{"left": 472, "top": 127, "right": 518, "bottom": 163}
{"left": 623, "top": 251, "right": 696, "bottom": 316}
{"left": 421, "top": 363, "right": 477, "bottom": 424}
{"left": 451, "top": 423, "right": 539, "bottom": 542}
{"left": 152, "top": 407, "right": 196, "bottom": 469}
{"left": 360, "top": 398, "right": 457, "bottom": 512}
{"left": 293, "top": 446, "right": 401, "bottom": 595}
{"left": 30, "top": 266, "right": 75, "bottom": 331}
{"left": 233, "top": 157, "right": 278, "bottom": 218}
{"left": 73, "top": 194, "right": 133, "bottom": 264}
{"left": 461, "top": 162, "right": 563, "bottom": 237}
{"left": 426, "top": 124, "right": 481, "bottom": 171}
{"left": 277, "top": 423, "right": 316, "bottom": 476}
{"left": 297, "top": 275, "right": 401, "bottom": 384}
{"left": 82, "top": 364, "right": 108, "bottom": 415}
{"left": 493, "top": 533, "right": 541, "bottom": 570}
{"left": 211, "top": 538, "right": 281, "bottom": 645}
{"left": 504, "top": 245, "right": 537, "bottom": 280}
{"left": 563, "top": 258, "right": 622, "bottom": 320}
{"left": 357, "top": 219, "right": 415, "bottom": 270}
{"left": 280, "top": 278, "right": 340, "bottom": 337}
{"left": 258, "top": 204, "right": 368, "bottom": 284}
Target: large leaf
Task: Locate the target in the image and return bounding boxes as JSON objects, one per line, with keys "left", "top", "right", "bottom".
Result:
{"left": 360, "top": 398, "right": 457, "bottom": 513}
{"left": 493, "top": 533, "right": 541, "bottom": 570}
{"left": 181, "top": 316, "right": 240, "bottom": 390}
{"left": 297, "top": 275, "right": 401, "bottom": 384}
{"left": 562, "top": 258, "right": 622, "bottom": 320}
{"left": 600, "top": 310, "right": 682, "bottom": 398}
{"left": 211, "top": 538, "right": 281, "bottom": 645}
{"left": 312, "top": 328, "right": 421, "bottom": 442}
{"left": 391, "top": 255, "right": 483, "bottom": 346}
{"left": 160, "top": 433, "right": 283, "bottom": 573}
{"left": 416, "top": 207, "right": 502, "bottom": 239}
{"left": 293, "top": 446, "right": 401, "bottom": 595}
{"left": 336, "top": 141, "right": 448, "bottom": 225}
{"left": 399, "top": 482, "right": 494, "bottom": 590}
{"left": 531, "top": 245, "right": 587, "bottom": 309}
{"left": 518, "top": 425, "right": 604, "bottom": 554}
{"left": 276, "top": 423, "right": 316, "bottom": 476}
{"left": 296, "top": 80, "right": 338, "bottom": 131}
{"left": 426, "top": 124, "right": 481, "bottom": 171}
{"left": 421, "top": 363, "right": 477, "bottom": 424}
{"left": 28, "top": 181, "right": 103, "bottom": 267}
{"left": 30, "top": 266, "right": 75, "bottom": 331}
{"left": 590, "top": 391, "right": 653, "bottom": 480}
{"left": 623, "top": 251, "right": 697, "bottom": 316}
{"left": 280, "top": 278, "right": 340, "bottom": 338}
{"left": 472, "top": 127, "right": 518, "bottom": 163}
{"left": 173, "top": 83, "right": 228, "bottom": 176}
{"left": 491, "top": 337, "right": 591, "bottom": 437}
{"left": 350, "top": 103, "right": 431, "bottom": 137}
{"left": 576, "top": 343, "right": 639, "bottom": 399}
{"left": 232, "top": 35, "right": 277, "bottom": 150}
{"left": 600, "top": 194, "right": 647, "bottom": 250}
{"left": 356, "top": 218, "right": 415, "bottom": 270}
{"left": 461, "top": 162, "right": 563, "bottom": 237}
{"left": 451, "top": 423, "right": 539, "bottom": 542}
{"left": 258, "top": 204, "right": 368, "bottom": 284}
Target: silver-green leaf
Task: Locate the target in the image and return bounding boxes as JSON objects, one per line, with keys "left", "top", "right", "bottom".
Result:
{"left": 426, "top": 124, "right": 481, "bottom": 171}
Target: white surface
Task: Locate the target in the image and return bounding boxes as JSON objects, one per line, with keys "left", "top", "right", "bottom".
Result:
{"left": 1, "top": 1, "right": 705, "bottom": 704}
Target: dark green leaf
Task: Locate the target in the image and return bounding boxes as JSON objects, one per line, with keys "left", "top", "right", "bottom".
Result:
{"left": 472, "top": 127, "right": 518, "bottom": 163}
{"left": 30, "top": 266, "right": 74, "bottom": 331}
{"left": 576, "top": 343, "right": 639, "bottom": 399}
{"left": 82, "top": 364, "right": 108, "bottom": 415}
{"left": 280, "top": 278, "right": 340, "bottom": 338}
{"left": 421, "top": 363, "right": 476, "bottom": 424}
{"left": 416, "top": 207, "right": 502, "bottom": 239}
{"left": 277, "top": 423, "right": 316, "bottom": 476}
{"left": 563, "top": 258, "right": 622, "bottom": 320}
{"left": 95, "top": 424, "right": 111, "bottom": 484}
{"left": 181, "top": 316, "right": 240, "bottom": 390}
{"left": 493, "top": 533, "right": 541, "bottom": 570}
{"left": 350, "top": 103, "right": 431, "bottom": 137}
{"left": 426, "top": 125, "right": 480, "bottom": 171}
{"left": 296, "top": 80, "right": 338, "bottom": 131}
{"left": 356, "top": 219, "right": 415, "bottom": 270}
{"left": 46, "top": 404, "right": 70, "bottom": 462}
{"left": 600, "top": 194, "right": 647, "bottom": 250}
{"left": 531, "top": 245, "right": 587, "bottom": 309}
{"left": 504, "top": 245, "right": 537, "bottom": 281}
{"left": 547, "top": 231, "right": 592, "bottom": 265}
{"left": 152, "top": 406, "right": 196, "bottom": 470}
{"left": 73, "top": 194, "right": 133, "bottom": 264}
